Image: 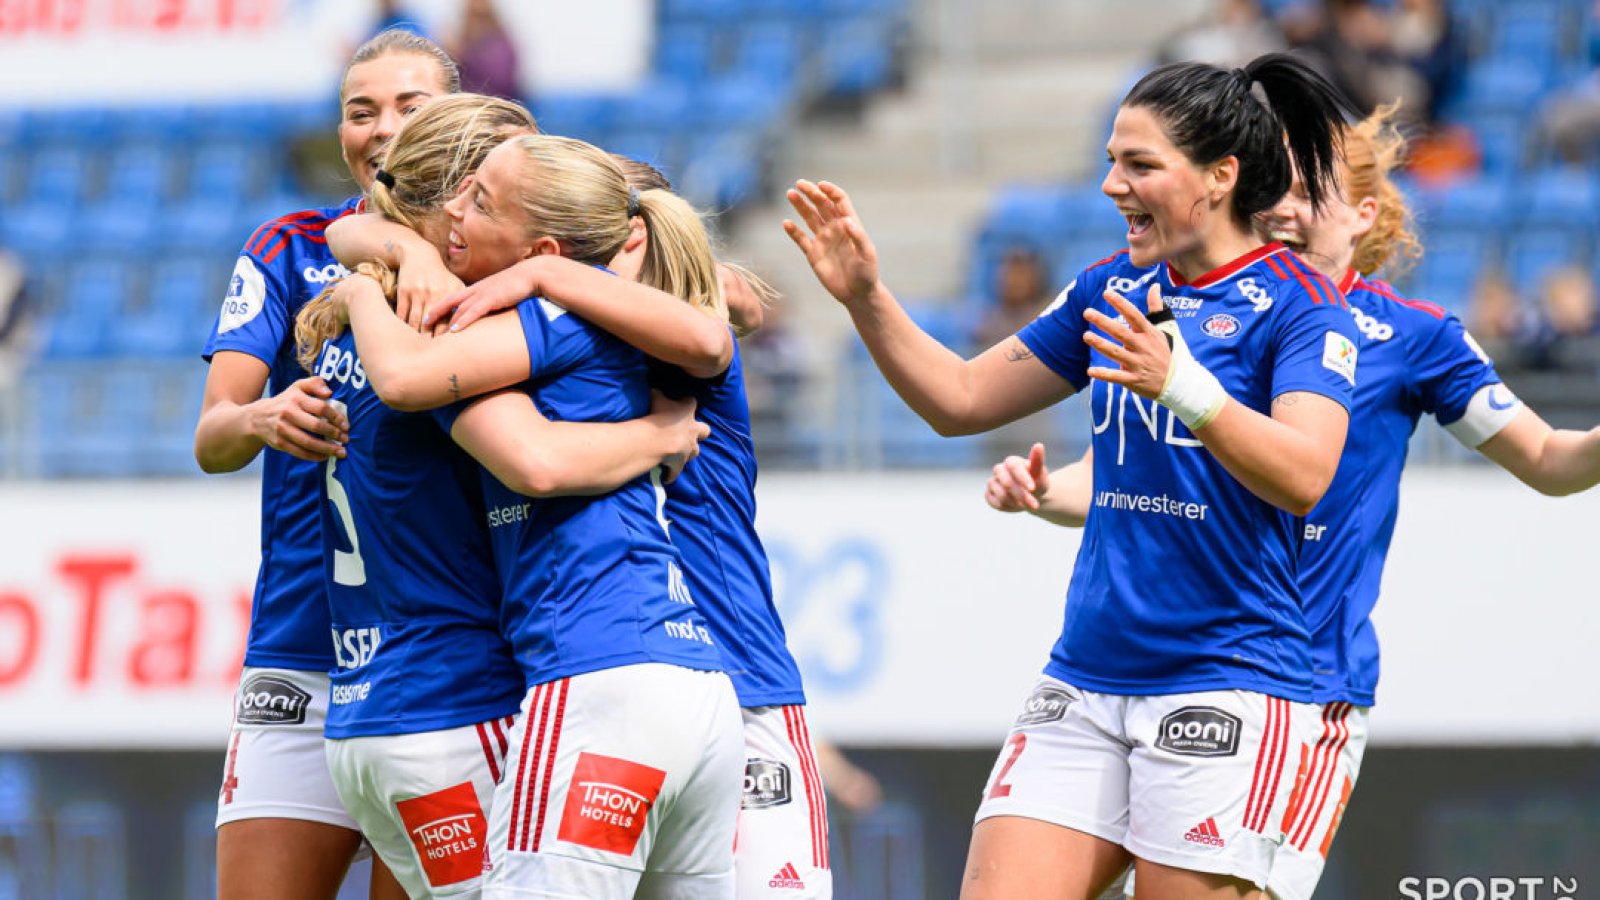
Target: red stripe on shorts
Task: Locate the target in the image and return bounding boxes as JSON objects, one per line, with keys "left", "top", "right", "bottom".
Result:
{"left": 785, "top": 706, "right": 830, "bottom": 870}
{"left": 476, "top": 721, "right": 501, "bottom": 784}
{"left": 507, "top": 683, "right": 546, "bottom": 852}
{"left": 530, "top": 678, "right": 569, "bottom": 854}
{"left": 1296, "top": 704, "right": 1353, "bottom": 850}
{"left": 1255, "top": 698, "right": 1294, "bottom": 832}
{"left": 1290, "top": 703, "right": 1348, "bottom": 847}
{"left": 1243, "top": 696, "right": 1281, "bottom": 831}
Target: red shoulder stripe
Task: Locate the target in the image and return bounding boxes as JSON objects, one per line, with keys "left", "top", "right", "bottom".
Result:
{"left": 1362, "top": 279, "right": 1447, "bottom": 319}
{"left": 257, "top": 207, "right": 361, "bottom": 265}
{"left": 247, "top": 209, "right": 329, "bottom": 256}
{"left": 1083, "top": 249, "right": 1128, "bottom": 275}
{"left": 1282, "top": 253, "right": 1346, "bottom": 309}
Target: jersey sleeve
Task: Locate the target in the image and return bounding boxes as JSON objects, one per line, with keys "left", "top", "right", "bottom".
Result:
{"left": 1266, "top": 295, "right": 1359, "bottom": 410}
{"left": 202, "top": 231, "right": 294, "bottom": 367}
{"left": 1015, "top": 269, "right": 1104, "bottom": 391}
{"left": 1413, "top": 316, "right": 1519, "bottom": 447}
{"left": 516, "top": 296, "right": 601, "bottom": 381}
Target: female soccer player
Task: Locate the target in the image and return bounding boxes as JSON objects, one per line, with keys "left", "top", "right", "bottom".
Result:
{"left": 192, "top": 29, "right": 456, "bottom": 899}
{"left": 323, "top": 134, "right": 745, "bottom": 898}
{"left": 986, "top": 102, "right": 1600, "bottom": 900}
{"left": 787, "top": 54, "right": 1358, "bottom": 900}
{"left": 290, "top": 94, "right": 717, "bottom": 900}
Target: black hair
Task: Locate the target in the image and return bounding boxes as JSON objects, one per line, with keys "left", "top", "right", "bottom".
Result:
{"left": 1122, "top": 53, "right": 1357, "bottom": 226}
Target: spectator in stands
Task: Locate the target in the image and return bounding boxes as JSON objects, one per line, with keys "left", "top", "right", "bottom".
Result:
{"left": 1525, "top": 265, "right": 1600, "bottom": 371}
{"left": 741, "top": 296, "right": 813, "bottom": 461}
{"left": 1467, "top": 269, "right": 1534, "bottom": 369}
{"left": 0, "top": 250, "right": 31, "bottom": 392}
{"left": 971, "top": 245, "right": 1052, "bottom": 352}
{"left": 1157, "top": 0, "right": 1286, "bottom": 69}
{"left": 1388, "top": 0, "right": 1462, "bottom": 126}
{"left": 449, "top": 0, "right": 522, "bottom": 100}
{"left": 1533, "top": 65, "right": 1600, "bottom": 165}
{"left": 1288, "top": 0, "right": 1430, "bottom": 123}
{"left": 369, "top": 0, "right": 429, "bottom": 40}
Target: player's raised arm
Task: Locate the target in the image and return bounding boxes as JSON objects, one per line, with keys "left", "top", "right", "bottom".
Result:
{"left": 1475, "top": 406, "right": 1600, "bottom": 496}
{"left": 785, "top": 179, "right": 1074, "bottom": 435}
{"left": 325, "top": 212, "right": 463, "bottom": 331}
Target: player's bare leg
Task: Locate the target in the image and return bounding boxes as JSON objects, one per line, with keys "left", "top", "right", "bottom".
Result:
{"left": 217, "top": 818, "right": 362, "bottom": 900}
{"left": 367, "top": 854, "right": 408, "bottom": 900}
{"left": 1132, "top": 857, "right": 1260, "bottom": 900}
{"left": 960, "top": 815, "right": 1131, "bottom": 900}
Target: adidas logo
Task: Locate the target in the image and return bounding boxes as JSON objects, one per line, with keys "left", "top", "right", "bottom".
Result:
{"left": 768, "top": 862, "right": 806, "bottom": 890}
{"left": 1183, "top": 818, "right": 1226, "bottom": 848}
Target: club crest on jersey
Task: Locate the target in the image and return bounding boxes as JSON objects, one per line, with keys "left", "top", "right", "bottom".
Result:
{"left": 218, "top": 257, "right": 266, "bottom": 334}
{"left": 1200, "top": 313, "right": 1241, "bottom": 339}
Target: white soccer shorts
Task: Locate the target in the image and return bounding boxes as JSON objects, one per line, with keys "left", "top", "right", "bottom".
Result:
{"left": 326, "top": 714, "right": 519, "bottom": 898}
{"left": 484, "top": 663, "right": 744, "bottom": 899}
{"left": 975, "top": 674, "right": 1318, "bottom": 888}
{"left": 1267, "top": 703, "right": 1369, "bottom": 900}
{"left": 735, "top": 705, "right": 832, "bottom": 899}
{"left": 215, "top": 666, "right": 359, "bottom": 831}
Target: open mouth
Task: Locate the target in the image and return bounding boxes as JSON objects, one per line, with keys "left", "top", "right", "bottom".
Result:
{"left": 1270, "top": 230, "right": 1306, "bottom": 254}
{"left": 447, "top": 230, "right": 466, "bottom": 257}
{"left": 1122, "top": 210, "right": 1154, "bottom": 237}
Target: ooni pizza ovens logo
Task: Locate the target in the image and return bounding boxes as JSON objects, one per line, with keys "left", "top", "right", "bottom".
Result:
{"left": 742, "top": 759, "right": 792, "bottom": 810}
{"left": 1156, "top": 707, "right": 1241, "bottom": 757}
{"left": 1015, "top": 684, "right": 1077, "bottom": 726}
{"left": 235, "top": 674, "right": 310, "bottom": 726}
{"left": 558, "top": 753, "right": 667, "bottom": 856}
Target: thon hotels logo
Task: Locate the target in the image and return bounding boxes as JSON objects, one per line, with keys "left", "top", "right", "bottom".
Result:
{"left": 1156, "top": 707, "right": 1242, "bottom": 757}
{"left": 557, "top": 752, "right": 667, "bottom": 856}
{"left": 396, "top": 782, "right": 489, "bottom": 888}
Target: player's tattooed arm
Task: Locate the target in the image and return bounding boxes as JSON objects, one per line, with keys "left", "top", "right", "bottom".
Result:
{"left": 1005, "top": 342, "right": 1036, "bottom": 363}
{"left": 449, "top": 374, "right": 462, "bottom": 402}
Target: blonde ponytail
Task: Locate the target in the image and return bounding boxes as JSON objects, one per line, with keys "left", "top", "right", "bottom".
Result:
{"left": 637, "top": 189, "right": 725, "bottom": 320}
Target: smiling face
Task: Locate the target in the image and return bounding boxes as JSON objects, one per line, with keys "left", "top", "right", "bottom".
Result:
{"left": 1101, "top": 105, "right": 1223, "bottom": 272}
{"left": 440, "top": 140, "right": 544, "bottom": 284}
{"left": 1257, "top": 157, "right": 1376, "bottom": 281}
{"left": 338, "top": 52, "right": 451, "bottom": 192}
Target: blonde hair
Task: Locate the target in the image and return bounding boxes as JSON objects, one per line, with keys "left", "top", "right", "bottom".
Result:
{"left": 612, "top": 154, "right": 672, "bottom": 192}
{"left": 294, "top": 262, "right": 397, "bottom": 373}
{"left": 368, "top": 93, "right": 537, "bottom": 231}
{"left": 341, "top": 29, "right": 460, "bottom": 101}
{"left": 1344, "top": 102, "right": 1423, "bottom": 278}
{"left": 507, "top": 134, "right": 725, "bottom": 320}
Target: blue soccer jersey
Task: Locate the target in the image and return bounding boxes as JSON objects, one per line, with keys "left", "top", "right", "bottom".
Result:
{"left": 312, "top": 332, "right": 523, "bottom": 739}
{"left": 439, "top": 296, "right": 726, "bottom": 687}
{"left": 202, "top": 199, "right": 363, "bottom": 670}
{"left": 1299, "top": 269, "right": 1510, "bottom": 706}
{"left": 652, "top": 341, "right": 807, "bottom": 708}
{"left": 1017, "top": 244, "right": 1359, "bottom": 700}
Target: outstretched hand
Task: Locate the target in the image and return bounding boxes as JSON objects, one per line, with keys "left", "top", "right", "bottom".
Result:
{"left": 427, "top": 260, "right": 543, "bottom": 333}
{"left": 1083, "top": 284, "right": 1174, "bottom": 401}
{"left": 985, "top": 443, "right": 1052, "bottom": 512}
{"left": 782, "top": 179, "right": 880, "bottom": 307}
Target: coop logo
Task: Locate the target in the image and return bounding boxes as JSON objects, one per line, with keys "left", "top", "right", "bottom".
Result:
{"left": 1238, "top": 277, "right": 1273, "bottom": 312}
{"left": 396, "top": 783, "right": 488, "bottom": 888}
{"left": 1015, "top": 684, "right": 1076, "bottom": 726}
{"left": 1397, "top": 876, "right": 1578, "bottom": 900}
{"left": 302, "top": 262, "right": 351, "bottom": 285}
{"left": 1156, "top": 707, "right": 1240, "bottom": 757}
{"left": 1107, "top": 270, "right": 1159, "bottom": 299}
{"left": 742, "top": 759, "right": 792, "bottom": 810}
{"left": 235, "top": 674, "right": 311, "bottom": 726}
{"left": 558, "top": 753, "right": 667, "bottom": 855}
{"left": 218, "top": 256, "right": 266, "bottom": 334}
{"left": 1201, "top": 313, "right": 1241, "bottom": 339}
{"left": 1351, "top": 305, "right": 1395, "bottom": 342}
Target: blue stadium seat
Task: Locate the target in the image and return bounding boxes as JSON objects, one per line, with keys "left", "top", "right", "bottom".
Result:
{"left": 1464, "top": 112, "right": 1527, "bottom": 177}
{"left": 659, "top": 0, "right": 744, "bottom": 22}
{"left": 607, "top": 130, "right": 684, "bottom": 183}
{"left": 1504, "top": 227, "right": 1586, "bottom": 286}
{"left": 188, "top": 139, "right": 266, "bottom": 202}
{"left": 655, "top": 23, "right": 718, "bottom": 83}
{"left": 732, "top": 23, "right": 804, "bottom": 83}
{"left": 817, "top": 18, "right": 897, "bottom": 97}
{"left": 1420, "top": 177, "right": 1511, "bottom": 228}
{"left": 1518, "top": 168, "right": 1600, "bottom": 227}
{"left": 0, "top": 202, "right": 76, "bottom": 259}
{"left": 83, "top": 200, "right": 161, "bottom": 252}
{"left": 24, "top": 141, "right": 94, "bottom": 205}
{"left": 1059, "top": 184, "right": 1129, "bottom": 241}
{"left": 611, "top": 78, "right": 693, "bottom": 133}
{"left": 529, "top": 93, "right": 620, "bottom": 142}
{"left": 163, "top": 197, "right": 247, "bottom": 253}
{"left": 680, "top": 131, "right": 763, "bottom": 207}
{"left": 149, "top": 256, "right": 222, "bottom": 325}
{"left": 1452, "top": 58, "right": 1549, "bottom": 117}
{"left": 1490, "top": 2, "right": 1562, "bottom": 61}
{"left": 103, "top": 141, "right": 173, "bottom": 206}
{"left": 1411, "top": 227, "right": 1494, "bottom": 303}
{"left": 692, "top": 74, "right": 791, "bottom": 130}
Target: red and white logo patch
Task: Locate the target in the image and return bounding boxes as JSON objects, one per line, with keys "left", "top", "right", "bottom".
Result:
{"left": 557, "top": 752, "right": 667, "bottom": 856}
{"left": 769, "top": 861, "right": 807, "bottom": 890}
{"left": 395, "top": 782, "right": 489, "bottom": 888}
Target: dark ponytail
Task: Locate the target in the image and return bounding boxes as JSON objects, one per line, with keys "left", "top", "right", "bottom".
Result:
{"left": 1122, "top": 52, "right": 1357, "bottom": 226}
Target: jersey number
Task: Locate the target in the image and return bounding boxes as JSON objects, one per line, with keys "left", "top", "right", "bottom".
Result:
{"left": 324, "top": 400, "right": 367, "bottom": 586}
{"left": 985, "top": 733, "right": 1026, "bottom": 801}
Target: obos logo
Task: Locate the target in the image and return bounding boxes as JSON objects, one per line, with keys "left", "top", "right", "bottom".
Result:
{"left": 742, "top": 759, "right": 792, "bottom": 810}
{"left": 236, "top": 674, "right": 311, "bottom": 726}
{"left": 302, "top": 262, "right": 351, "bottom": 284}
{"left": 1200, "top": 313, "right": 1241, "bottom": 339}
{"left": 1015, "top": 684, "right": 1076, "bottom": 726}
{"left": 218, "top": 257, "right": 266, "bottom": 335}
{"left": 1155, "top": 707, "right": 1241, "bottom": 757}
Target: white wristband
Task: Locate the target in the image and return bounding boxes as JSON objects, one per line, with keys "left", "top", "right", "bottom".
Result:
{"left": 1150, "top": 310, "right": 1227, "bottom": 431}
